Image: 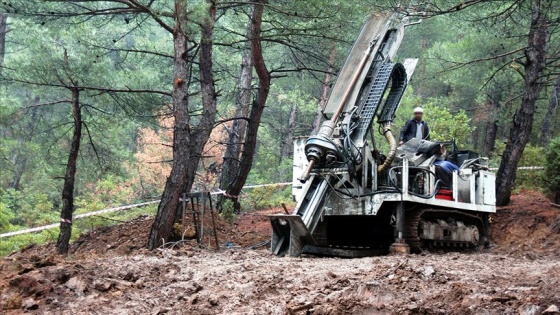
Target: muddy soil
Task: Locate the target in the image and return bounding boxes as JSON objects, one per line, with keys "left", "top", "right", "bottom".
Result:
{"left": 0, "top": 192, "right": 558, "bottom": 314}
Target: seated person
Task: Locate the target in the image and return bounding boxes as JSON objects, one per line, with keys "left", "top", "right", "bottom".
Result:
{"left": 433, "top": 160, "right": 459, "bottom": 189}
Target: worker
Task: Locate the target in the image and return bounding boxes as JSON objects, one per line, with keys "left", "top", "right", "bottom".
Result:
{"left": 399, "top": 107, "right": 430, "bottom": 145}
{"left": 482, "top": 214, "right": 495, "bottom": 249}
{"left": 433, "top": 160, "right": 458, "bottom": 189}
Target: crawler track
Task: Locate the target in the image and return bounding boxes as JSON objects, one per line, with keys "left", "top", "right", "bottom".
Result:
{"left": 404, "top": 208, "right": 484, "bottom": 252}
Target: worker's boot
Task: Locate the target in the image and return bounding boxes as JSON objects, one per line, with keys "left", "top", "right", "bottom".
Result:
{"left": 482, "top": 236, "right": 496, "bottom": 249}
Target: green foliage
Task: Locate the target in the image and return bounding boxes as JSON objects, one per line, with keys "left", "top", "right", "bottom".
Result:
{"left": 74, "top": 204, "right": 157, "bottom": 234}
{"left": 76, "top": 175, "right": 136, "bottom": 211}
{"left": 0, "top": 189, "right": 56, "bottom": 227}
{"left": 0, "top": 202, "right": 15, "bottom": 233}
{"left": 0, "top": 228, "right": 60, "bottom": 256}
{"left": 491, "top": 142, "right": 546, "bottom": 191}
{"left": 249, "top": 86, "right": 322, "bottom": 186}
{"left": 422, "top": 103, "right": 474, "bottom": 147}
{"left": 248, "top": 155, "right": 293, "bottom": 186}
{"left": 517, "top": 144, "right": 546, "bottom": 167}
{"left": 0, "top": 204, "right": 157, "bottom": 256}
{"left": 399, "top": 6, "right": 560, "bottom": 155}
{"left": 489, "top": 141, "right": 506, "bottom": 169}
{"left": 242, "top": 186, "right": 292, "bottom": 212}
{"left": 392, "top": 90, "right": 475, "bottom": 149}
{"left": 514, "top": 144, "right": 546, "bottom": 191}
{"left": 544, "top": 137, "right": 560, "bottom": 203}
{"left": 220, "top": 199, "right": 237, "bottom": 224}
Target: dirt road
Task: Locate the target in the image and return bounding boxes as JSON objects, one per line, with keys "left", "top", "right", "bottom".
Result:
{"left": 1, "top": 191, "right": 559, "bottom": 314}
{"left": 1, "top": 249, "right": 559, "bottom": 314}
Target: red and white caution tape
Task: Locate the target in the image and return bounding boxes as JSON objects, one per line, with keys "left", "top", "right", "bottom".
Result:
{"left": 211, "top": 182, "right": 292, "bottom": 197}
{"left": 488, "top": 166, "right": 544, "bottom": 171}
{"left": 0, "top": 182, "right": 292, "bottom": 239}
{"left": 0, "top": 200, "right": 159, "bottom": 239}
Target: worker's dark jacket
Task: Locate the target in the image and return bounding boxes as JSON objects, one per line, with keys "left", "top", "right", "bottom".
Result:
{"left": 399, "top": 119, "right": 430, "bottom": 143}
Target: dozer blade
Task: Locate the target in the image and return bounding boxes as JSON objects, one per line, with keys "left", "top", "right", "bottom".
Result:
{"left": 269, "top": 215, "right": 316, "bottom": 257}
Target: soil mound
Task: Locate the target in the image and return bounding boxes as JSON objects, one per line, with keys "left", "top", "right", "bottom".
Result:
{"left": 492, "top": 190, "right": 560, "bottom": 257}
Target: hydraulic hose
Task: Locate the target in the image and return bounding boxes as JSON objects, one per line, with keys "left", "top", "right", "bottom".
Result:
{"left": 378, "top": 123, "right": 396, "bottom": 173}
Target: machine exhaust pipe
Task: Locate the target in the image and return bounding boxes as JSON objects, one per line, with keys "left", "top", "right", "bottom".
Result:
{"left": 378, "top": 123, "right": 396, "bottom": 173}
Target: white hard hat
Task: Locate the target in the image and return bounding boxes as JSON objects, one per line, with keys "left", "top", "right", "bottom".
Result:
{"left": 414, "top": 107, "right": 424, "bottom": 113}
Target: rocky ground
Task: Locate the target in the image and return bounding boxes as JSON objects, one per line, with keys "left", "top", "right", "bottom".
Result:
{"left": 0, "top": 191, "right": 559, "bottom": 314}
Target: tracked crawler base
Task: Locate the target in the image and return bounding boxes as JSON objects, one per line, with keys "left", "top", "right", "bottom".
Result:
{"left": 404, "top": 208, "right": 484, "bottom": 252}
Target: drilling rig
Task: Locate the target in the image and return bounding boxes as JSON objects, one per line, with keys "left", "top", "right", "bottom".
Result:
{"left": 269, "top": 12, "right": 496, "bottom": 257}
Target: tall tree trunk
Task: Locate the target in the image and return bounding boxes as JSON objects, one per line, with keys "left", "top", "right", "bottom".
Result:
{"left": 225, "top": 0, "right": 270, "bottom": 210}
{"left": 281, "top": 104, "right": 297, "bottom": 161}
{"left": 0, "top": 13, "right": 7, "bottom": 77}
{"left": 148, "top": 0, "right": 217, "bottom": 249}
{"left": 416, "top": 30, "right": 429, "bottom": 96}
{"left": 219, "top": 16, "right": 253, "bottom": 207}
{"left": 56, "top": 88, "right": 81, "bottom": 254}
{"left": 496, "top": 0, "right": 549, "bottom": 206}
{"left": 481, "top": 90, "right": 501, "bottom": 155}
{"left": 9, "top": 157, "right": 26, "bottom": 190}
{"left": 472, "top": 126, "right": 479, "bottom": 151}
{"left": 483, "top": 120, "right": 498, "bottom": 156}
{"left": 311, "top": 42, "right": 336, "bottom": 134}
{"left": 540, "top": 75, "right": 560, "bottom": 145}
{"left": 9, "top": 97, "right": 40, "bottom": 190}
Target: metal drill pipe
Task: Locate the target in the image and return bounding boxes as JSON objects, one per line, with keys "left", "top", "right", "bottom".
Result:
{"left": 299, "top": 159, "right": 315, "bottom": 183}
{"left": 299, "top": 42, "right": 377, "bottom": 182}
{"left": 329, "top": 41, "right": 376, "bottom": 124}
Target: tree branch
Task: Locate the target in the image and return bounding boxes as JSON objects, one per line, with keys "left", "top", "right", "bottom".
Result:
{"left": 6, "top": 77, "right": 172, "bottom": 96}
{"left": 22, "top": 100, "right": 72, "bottom": 109}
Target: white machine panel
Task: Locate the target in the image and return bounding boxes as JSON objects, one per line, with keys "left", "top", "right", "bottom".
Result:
{"left": 476, "top": 171, "right": 496, "bottom": 206}
{"left": 292, "top": 137, "right": 309, "bottom": 202}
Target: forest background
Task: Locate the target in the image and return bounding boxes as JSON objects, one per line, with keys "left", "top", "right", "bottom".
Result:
{"left": 0, "top": 0, "right": 558, "bottom": 254}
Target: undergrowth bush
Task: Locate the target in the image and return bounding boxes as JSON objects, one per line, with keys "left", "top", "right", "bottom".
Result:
{"left": 0, "top": 203, "right": 157, "bottom": 256}
{"left": 242, "top": 186, "right": 292, "bottom": 211}
{"left": 220, "top": 199, "right": 237, "bottom": 223}
{"left": 0, "top": 188, "right": 56, "bottom": 227}
{"left": 491, "top": 142, "right": 546, "bottom": 192}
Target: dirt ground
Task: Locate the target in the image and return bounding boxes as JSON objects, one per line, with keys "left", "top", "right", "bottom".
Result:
{"left": 0, "top": 191, "right": 559, "bottom": 314}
